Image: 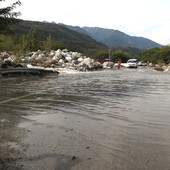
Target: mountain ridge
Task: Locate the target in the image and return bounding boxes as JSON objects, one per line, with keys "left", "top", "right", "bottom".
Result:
{"left": 12, "top": 20, "right": 106, "bottom": 55}
{"left": 59, "top": 23, "right": 162, "bottom": 49}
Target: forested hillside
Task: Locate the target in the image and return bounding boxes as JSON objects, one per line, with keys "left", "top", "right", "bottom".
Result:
{"left": 12, "top": 20, "right": 106, "bottom": 56}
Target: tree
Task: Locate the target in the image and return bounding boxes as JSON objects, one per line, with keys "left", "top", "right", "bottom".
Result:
{"left": 43, "top": 35, "right": 56, "bottom": 52}
{"left": 0, "top": 34, "right": 18, "bottom": 51}
{"left": 159, "top": 46, "right": 170, "bottom": 63}
{"left": 93, "top": 50, "right": 109, "bottom": 60}
{"left": 0, "top": 0, "right": 21, "bottom": 34}
{"left": 140, "top": 47, "right": 162, "bottom": 64}
{"left": 111, "top": 50, "right": 130, "bottom": 63}
{"left": 20, "top": 30, "right": 40, "bottom": 52}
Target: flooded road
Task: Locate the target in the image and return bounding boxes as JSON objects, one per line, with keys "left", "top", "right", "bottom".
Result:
{"left": 1, "top": 68, "right": 170, "bottom": 170}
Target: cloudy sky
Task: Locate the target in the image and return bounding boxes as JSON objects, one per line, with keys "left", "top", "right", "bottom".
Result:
{"left": 4, "top": 0, "right": 170, "bottom": 45}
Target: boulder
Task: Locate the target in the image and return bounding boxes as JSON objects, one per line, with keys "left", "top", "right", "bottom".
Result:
{"left": 35, "top": 53, "right": 45, "bottom": 61}
{"left": 71, "top": 60, "right": 79, "bottom": 65}
{"left": 72, "top": 52, "right": 81, "bottom": 60}
{"left": 55, "top": 49, "right": 62, "bottom": 59}
{"left": 154, "top": 65, "right": 164, "bottom": 71}
{"left": 58, "top": 59, "right": 65, "bottom": 64}
{"left": 103, "top": 62, "right": 114, "bottom": 69}
{"left": 163, "top": 66, "right": 170, "bottom": 72}
{"left": 93, "top": 62, "right": 103, "bottom": 69}
{"left": 43, "top": 60, "right": 56, "bottom": 67}
{"left": 77, "top": 57, "right": 84, "bottom": 62}
{"left": 52, "top": 55, "right": 59, "bottom": 61}
{"left": 62, "top": 49, "right": 68, "bottom": 53}
{"left": 0, "top": 52, "right": 10, "bottom": 60}
{"left": 65, "top": 55, "right": 72, "bottom": 62}
{"left": 49, "top": 50, "right": 55, "bottom": 57}
{"left": 77, "top": 57, "right": 94, "bottom": 69}
{"left": 31, "top": 52, "right": 38, "bottom": 60}
{"left": 1, "top": 60, "right": 23, "bottom": 68}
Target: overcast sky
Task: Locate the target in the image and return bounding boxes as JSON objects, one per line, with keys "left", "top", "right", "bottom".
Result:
{"left": 4, "top": 0, "right": 170, "bottom": 45}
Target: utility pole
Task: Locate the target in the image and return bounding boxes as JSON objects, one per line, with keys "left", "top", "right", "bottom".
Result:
{"left": 108, "top": 48, "right": 111, "bottom": 61}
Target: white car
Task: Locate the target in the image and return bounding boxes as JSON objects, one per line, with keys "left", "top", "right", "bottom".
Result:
{"left": 126, "top": 59, "right": 138, "bottom": 68}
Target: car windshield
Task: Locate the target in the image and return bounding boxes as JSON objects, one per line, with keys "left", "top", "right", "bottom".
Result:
{"left": 128, "top": 60, "right": 137, "bottom": 63}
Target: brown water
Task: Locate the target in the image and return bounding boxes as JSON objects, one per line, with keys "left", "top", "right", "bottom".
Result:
{"left": 1, "top": 68, "right": 170, "bottom": 170}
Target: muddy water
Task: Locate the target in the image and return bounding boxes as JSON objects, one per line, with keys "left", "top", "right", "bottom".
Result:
{"left": 0, "top": 68, "right": 170, "bottom": 170}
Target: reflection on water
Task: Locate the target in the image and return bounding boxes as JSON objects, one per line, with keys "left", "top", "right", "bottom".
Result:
{"left": 1, "top": 68, "right": 170, "bottom": 169}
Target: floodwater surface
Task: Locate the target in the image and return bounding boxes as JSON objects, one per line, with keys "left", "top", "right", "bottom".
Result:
{"left": 0, "top": 68, "right": 170, "bottom": 170}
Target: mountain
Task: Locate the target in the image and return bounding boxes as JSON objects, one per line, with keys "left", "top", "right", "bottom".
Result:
{"left": 59, "top": 23, "right": 91, "bottom": 37}
{"left": 12, "top": 20, "right": 162, "bottom": 58}
{"left": 86, "top": 27, "right": 162, "bottom": 49}
{"left": 59, "top": 24, "right": 162, "bottom": 49}
{"left": 13, "top": 20, "right": 106, "bottom": 55}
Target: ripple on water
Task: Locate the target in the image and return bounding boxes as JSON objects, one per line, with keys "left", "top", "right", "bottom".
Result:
{"left": 1, "top": 68, "right": 170, "bottom": 169}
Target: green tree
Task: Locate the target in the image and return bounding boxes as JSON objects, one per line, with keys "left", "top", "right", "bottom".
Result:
{"left": 111, "top": 50, "right": 130, "bottom": 63}
{"left": 0, "top": 34, "right": 19, "bottom": 51}
{"left": 28, "top": 29, "right": 39, "bottom": 51}
{"left": 159, "top": 46, "right": 170, "bottom": 63}
{"left": 140, "top": 47, "right": 161, "bottom": 64}
{"left": 0, "top": 0, "right": 21, "bottom": 34}
{"left": 93, "top": 50, "right": 109, "bottom": 60}
{"left": 20, "top": 30, "right": 40, "bottom": 52}
{"left": 43, "top": 35, "right": 56, "bottom": 52}
{"left": 20, "top": 34, "right": 29, "bottom": 51}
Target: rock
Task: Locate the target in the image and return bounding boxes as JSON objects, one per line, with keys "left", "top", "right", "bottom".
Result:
{"left": 76, "top": 66, "right": 87, "bottom": 72}
{"left": 49, "top": 50, "right": 55, "bottom": 57}
{"left": 30, "top": 52, "right": 38, "bottom": 60}
{"left": 77, "top": 57, "right": 83, "bottom": 62}
{"left": 148, "top": 63, "right": 153, "bottom": 67}
{"left": 0, "top": 60, "right": 24, "bottom": 68}
{"left": 0, "top": 52, "right": 10, "bottom": 60}
{"left": 154, "top": 66, "right": 164, "bottom": 71}
{"left": 43, "top": 60, "right": 56, "bottom": 67}
{"left": 65, "top": 56, "right": 72, "bottom": 62}
{"left": 62, "top": 49, "right": 68, "bottom": 53}
{"left": 103, "top": 62, "right": 114, "bottom": 68}
{"left": 72, "top": 52, "right": 81, "bottom": 60}
{"left": 162, "top": 66, "right": 167, "bottom": 70}
{"left": 25, "top": 52, "right": 34, "bottom": 57}
{"left": 52, "top": 55, "right": 59, "bottom": 61}
{"left": 163, "top": 66, "right": 170, "bottom": 72}
{"left": 55, "top": 49, "right": 62, "bottom": 59}
{"left": 71, "top": 60, "right": 79, "bottom": 65}
{"left": 35, "top": 53, "right": 45, "bottom": 61}
{"left": 58, "top": 59, "right": 65, "bottom": 64}
{"left": 61, "top": 51, "right": 67, "bottom": 57}
{"left": 71, "top": 156, "right": 76, "bottom": 161}
{"left": 77, "top": 57, "right": 94, "bottom": 69}
{"left": 93, "top": 62, "right": 103, "bottom": 69}
{"left": 37, "top": 50, "right": 42, "bottom": 54}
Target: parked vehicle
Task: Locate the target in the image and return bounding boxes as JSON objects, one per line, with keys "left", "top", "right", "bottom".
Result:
{"left": 126, "top": 59, "right": 138, "bottom": 68}
{"left": 138, "top": 61, "right": 147, "bottom": 66}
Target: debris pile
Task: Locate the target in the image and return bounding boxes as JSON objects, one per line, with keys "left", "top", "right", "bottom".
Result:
{"left": 19, "top": 49, "right": 103, "bottom": 71}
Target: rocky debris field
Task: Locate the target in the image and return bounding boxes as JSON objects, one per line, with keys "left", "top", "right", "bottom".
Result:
{"left": 0, "top": 49, "right": 105, "bottom": 71}
{"left": 1, "top": 49, "right": 170, "bottom": 72}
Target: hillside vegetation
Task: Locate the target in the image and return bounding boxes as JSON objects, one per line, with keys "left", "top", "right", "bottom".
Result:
{"left": 12, "top": 20, "right": 106, "bottom": 56}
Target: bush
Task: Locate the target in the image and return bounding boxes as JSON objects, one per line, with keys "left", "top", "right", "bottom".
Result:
{"left": 0, "top": 34, "right": 20, "bottom": 52}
